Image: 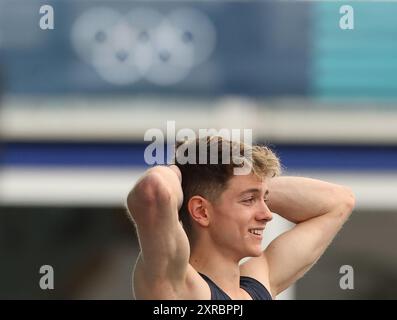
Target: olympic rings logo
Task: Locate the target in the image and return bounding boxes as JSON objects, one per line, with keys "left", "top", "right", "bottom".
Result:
{"left": 71, "top": 7, "right": 217, "bottom": 86}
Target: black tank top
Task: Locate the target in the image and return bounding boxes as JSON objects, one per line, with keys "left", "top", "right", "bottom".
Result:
{"left": 199, "top": 272, "right": 272, "bottom": 300}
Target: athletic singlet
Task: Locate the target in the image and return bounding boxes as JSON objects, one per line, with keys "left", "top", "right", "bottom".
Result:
{"left": 199, "top": 272, "right": 272, "bottom": 300}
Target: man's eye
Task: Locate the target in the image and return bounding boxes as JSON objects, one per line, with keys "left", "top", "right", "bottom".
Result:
{"left": 264, "top": 198, "right": 270, "bottom": 203}
{"left": 243, "top": 198, "right": 255, "bottom": 204}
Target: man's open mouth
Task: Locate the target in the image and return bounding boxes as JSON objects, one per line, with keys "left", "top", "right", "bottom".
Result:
{"left": 248, "top": 228, "right": 264, "bottom": 236}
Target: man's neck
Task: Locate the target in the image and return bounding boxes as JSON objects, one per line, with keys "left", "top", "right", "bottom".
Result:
{"left": 189, "top": 242, "right": 243, "bottom": 297}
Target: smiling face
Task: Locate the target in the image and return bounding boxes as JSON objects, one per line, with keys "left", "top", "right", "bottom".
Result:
{"left": 206, "top": 173, "right": 273, "bottom": 260}
{"left": 176, "top": 137, "right": 280, "bottom": 242}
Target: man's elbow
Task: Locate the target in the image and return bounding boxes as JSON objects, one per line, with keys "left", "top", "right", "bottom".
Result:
{"left": 343, "top": 186, "right": 356, "bottom": 210}
{"left": 127, "top": 173, "right": 172, "bottom": 217}
{"left": 338, "top": 186, "right": 356, "bottom": 219}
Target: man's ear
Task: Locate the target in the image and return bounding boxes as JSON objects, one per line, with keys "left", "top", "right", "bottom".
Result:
{"left": 188, "top": 196, "right": 210, "bottom": 227}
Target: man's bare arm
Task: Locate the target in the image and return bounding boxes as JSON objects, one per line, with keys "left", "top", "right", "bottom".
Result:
{"left": 241, "top": 176, "right": 355, "bottom": 297}
{"left": 126, "top": 165, "right": 190, "bottom": 298}
{"left": 264, "top": 176, "right": 355, "bottom": 296}
{"left": 267, "top": 176, "right": 355, "bottom": 223}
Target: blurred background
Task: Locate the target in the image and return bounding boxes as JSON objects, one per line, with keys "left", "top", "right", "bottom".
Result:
{"left": 0, "top": 0, "right": 397, "bottom": 299}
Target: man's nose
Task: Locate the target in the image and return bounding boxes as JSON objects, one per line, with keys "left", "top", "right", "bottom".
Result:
{"left": 256, "top": 202, "right": 273, "bottom": 222}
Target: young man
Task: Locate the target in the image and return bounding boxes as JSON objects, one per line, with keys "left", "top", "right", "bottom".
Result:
{"left": 127, "top": 137, "right": 355, "bottom": 300}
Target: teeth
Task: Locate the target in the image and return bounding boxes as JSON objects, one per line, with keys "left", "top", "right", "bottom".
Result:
{"left": 249, "top": 229, "right": 262, "bottom": 236}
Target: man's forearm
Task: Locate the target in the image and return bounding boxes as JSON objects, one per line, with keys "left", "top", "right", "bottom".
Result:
{"left": 267, "top": 176, "right": 355, "bottom": 223}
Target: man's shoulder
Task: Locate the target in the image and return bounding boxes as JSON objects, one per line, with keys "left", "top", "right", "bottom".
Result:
{"left": 240, "top": 255, "right": 274, "bottom": 297}
{"left": 133, "top": 259, "right": 210, "bottom": 300}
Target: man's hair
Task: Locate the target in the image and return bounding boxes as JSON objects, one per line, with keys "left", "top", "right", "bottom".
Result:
{"left": 174, "top": 136, "right": 281, "bottom": 238}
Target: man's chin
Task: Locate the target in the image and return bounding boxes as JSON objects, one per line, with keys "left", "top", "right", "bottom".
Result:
{"left": 246, "top": 248, "right": 263, "bottom": 258}
{"left": 253, "top": 251, "right": 263, "bottom": 257}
